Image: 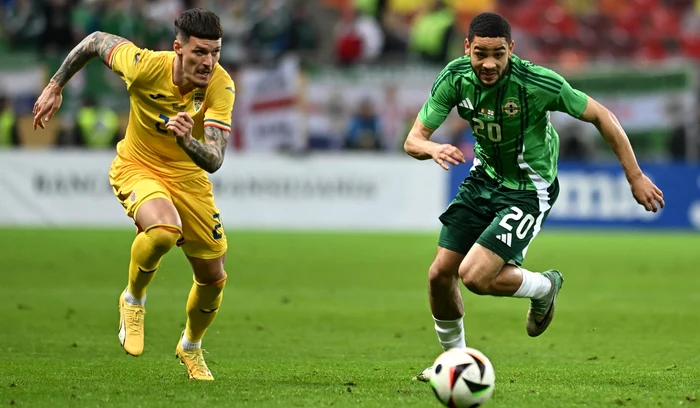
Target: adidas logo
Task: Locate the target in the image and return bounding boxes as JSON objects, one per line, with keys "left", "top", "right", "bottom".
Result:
{"left": 459, "top": 97, "right": 474, "bottom": 110}
{"left": 496, "top": 233, "right": 512, "bottom": 247}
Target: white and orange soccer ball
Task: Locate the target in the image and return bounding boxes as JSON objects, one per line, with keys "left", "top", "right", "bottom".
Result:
{"left": 429, "top": 347, "right": 496, "bottom": 408}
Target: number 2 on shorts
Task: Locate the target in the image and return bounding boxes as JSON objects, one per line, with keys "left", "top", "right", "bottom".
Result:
{"left": 212, "top": 213, "right": 223, "bottom": 239}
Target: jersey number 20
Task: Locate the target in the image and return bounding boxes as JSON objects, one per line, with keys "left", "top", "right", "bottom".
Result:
{"left": 472, "top": 118, "right": 502, "bottom": 142}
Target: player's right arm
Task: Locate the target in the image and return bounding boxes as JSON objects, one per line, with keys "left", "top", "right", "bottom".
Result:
{"left": 404, "top": 70, "right": 465, "bottom": 170}
{"left": 33, "top": 31, "right": 129, "bottom": 129}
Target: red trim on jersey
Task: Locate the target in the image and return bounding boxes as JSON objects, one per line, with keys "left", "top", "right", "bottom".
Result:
{"left": 107, "top": 40, "right": 132, "bottom": 68}
{"left": 203, "top": 123, "right": 231, "bottom": 132}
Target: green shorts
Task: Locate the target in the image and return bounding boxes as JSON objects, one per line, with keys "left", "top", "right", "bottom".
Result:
{"left": 438, "top": 167, "right": 559, "bottom": 265}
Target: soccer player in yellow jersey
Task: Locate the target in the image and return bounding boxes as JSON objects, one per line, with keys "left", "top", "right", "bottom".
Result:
{"left": 32, "top": 9, "right": 234, "bottom": 380}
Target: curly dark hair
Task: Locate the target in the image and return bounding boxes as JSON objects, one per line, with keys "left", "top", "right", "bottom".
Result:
{"left": 468, "top": 12, "right": 512, "bottom": 42}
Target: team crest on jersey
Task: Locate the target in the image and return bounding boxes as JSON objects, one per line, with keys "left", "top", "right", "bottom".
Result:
{"left": 193, "top": 92, "right": 204, "bottom": 113}
{"left": 502, "top": 98, "right": 521, "bottom": 117}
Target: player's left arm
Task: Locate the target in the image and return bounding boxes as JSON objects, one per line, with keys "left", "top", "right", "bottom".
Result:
{"left": 176, "top": 124, "right": 229, "bottom": 174}
{"left": 552, "top": 78, "right": 665, "bottom": 212}
{"left": 577, "top": 97, "right": 640, "bottom": 180}
{"left": 578, "top": 96, "right": 664, "bottom": 212}
{"left": 169, "top": 78, "right": 234, "bottom": 174}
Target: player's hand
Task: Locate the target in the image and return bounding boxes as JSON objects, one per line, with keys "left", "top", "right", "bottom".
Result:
{"left": 429, "top": 143, "right": 466, "bottom": 170}
{"left": 32, "top": 82, "right": 63, "bottom": 130}
{"left": 167, "top": 112, "right": 194, "bottom": 141}
{"left": 629, "top": 173, "right": 665, "bottom": 213}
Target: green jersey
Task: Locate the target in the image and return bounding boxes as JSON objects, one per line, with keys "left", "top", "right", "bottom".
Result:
{"left": 418, "top": 55, "right": 588, "bottom": 191}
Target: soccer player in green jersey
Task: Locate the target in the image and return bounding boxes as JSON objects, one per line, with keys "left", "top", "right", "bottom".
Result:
{"left": 407, "top": 12, "right": 665, "bottom": 382}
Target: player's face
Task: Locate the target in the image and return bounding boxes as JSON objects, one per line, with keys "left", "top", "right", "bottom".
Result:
{"left": 465, "top": 36, "right": 514, "bottom": 86}
{"left": 175, "top": 36, "right": 222, "bottom": 88}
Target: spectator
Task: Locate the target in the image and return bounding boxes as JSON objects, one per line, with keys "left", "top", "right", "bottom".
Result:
{"left": 3, "top": 0, "right": 45, "bottom": 50}
{"left": 248, "top": 0, "right": 292, "bottom": 64}
{"left": 57, "top": 97, "right": 120, "bottom": 149}
{"left": 333, "top": 6, "right": 384, "bottom": 65}
{"left": 39, "top": 0, "right": 74, "bottom": 54}
{"left": 344, "top": 98, "right": 382, "bottom": 150}
{"left": 288, "top": 0, "right": 320, "bottom": 55}
{"left": 0, "top": 95, "right": 20, "bottom": 147}
{"left": 408, "top": 0, "right": 456, "bottom": 64}
{"left": 378, "top": 84, "right": 404, "bottom": 151}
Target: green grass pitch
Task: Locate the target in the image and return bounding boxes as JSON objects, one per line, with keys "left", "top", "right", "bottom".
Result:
{"left": 1, "top": 228, "right": 698, "bottom": 407}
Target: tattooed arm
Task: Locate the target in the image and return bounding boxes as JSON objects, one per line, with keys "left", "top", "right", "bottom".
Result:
{"left": 33, "top": 32, "right": 128, "bottom": 129}
{"left": 50, "top": 31, "right": 128, "bottom": 88}
{"left": 177, "top": 126, "right": 229, "bottom": 174}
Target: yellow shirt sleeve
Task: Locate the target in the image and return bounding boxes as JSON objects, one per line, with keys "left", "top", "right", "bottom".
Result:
{"left": 203, "top": 78, "right": 235, "bottom": 133}
{"left": 108, "top": 41, "right": 151, "bottom": 88}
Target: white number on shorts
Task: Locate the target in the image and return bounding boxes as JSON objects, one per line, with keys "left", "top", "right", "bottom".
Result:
{"left": 499, "top": 206, "right": 536, "bottom": 239}
{"left": 498, "top": 206, "right": 522, "bottom": 231}
{"left": 472, "top": 118, "right": 502, "bottom": 142}
{"left": 516, "top": 214, "right": 536, "bottom": 239}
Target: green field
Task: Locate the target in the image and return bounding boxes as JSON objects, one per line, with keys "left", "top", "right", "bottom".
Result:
{"left": 1, "top": 229, "right": 698, "bottom": 407}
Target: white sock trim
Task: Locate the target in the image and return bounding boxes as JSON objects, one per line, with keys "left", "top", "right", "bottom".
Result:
{"left": 124, "top": 289, "right": 146, "bottom": 306}
{"left": 433, "top": 316, "right": 467, "bottom": 351}
{"left": 513, "top": 267, "right": 552, "bottom": 299}
{"left": 181, "top": 333, "right": 202, "bottom": 350}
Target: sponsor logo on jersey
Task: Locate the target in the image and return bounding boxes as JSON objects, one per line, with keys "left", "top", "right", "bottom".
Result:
{"left": 502, "top": 98, "right": 520, "bottom": 117}
{"left": 193, "top": 92, "right": 204, "bottom": 113}
{"left": 172, "top": 103, "right": 186, "bottom": 112}
{"left": 149, "top": 93, "right": 166, "bottom": 100}
{"left": 459, "top": 97, "right": 474, "bottom": 110}
{"left": 495, "top": 233, "right": 512, "bottom": 247}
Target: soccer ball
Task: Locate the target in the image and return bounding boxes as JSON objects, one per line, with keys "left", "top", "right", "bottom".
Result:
{"left": 428, "top": 347, "right": 496, "bottom": 408}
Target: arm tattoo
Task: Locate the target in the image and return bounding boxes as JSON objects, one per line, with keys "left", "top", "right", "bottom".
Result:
{"left": 50, "top": 32, "right": 128, "bottom": 87}
{"left": 177, "top": 127, "right": 229, "bottom": 173}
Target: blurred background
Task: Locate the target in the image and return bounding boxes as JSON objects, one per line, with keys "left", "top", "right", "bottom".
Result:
{"left": 2, "top": 4, "right": 700, "bottom": 405}
{"left": 0, "top": 0, "right": 699, "bottom": 230}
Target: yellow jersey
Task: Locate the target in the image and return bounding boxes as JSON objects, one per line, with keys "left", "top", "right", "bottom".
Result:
{"left": 108, "top": 41, "right": 235, "bottom": 180}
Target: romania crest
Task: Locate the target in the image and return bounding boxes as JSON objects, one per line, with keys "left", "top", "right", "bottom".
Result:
{"left": 193, "top": 92, "right": 204, "bottom": 113}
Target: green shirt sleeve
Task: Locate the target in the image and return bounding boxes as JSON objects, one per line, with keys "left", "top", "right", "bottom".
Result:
{"left": 544, "top": 70, "right": 588, "bottom": 118}
{"left": 418, "top": 71, "right": 460, "bottom": 130}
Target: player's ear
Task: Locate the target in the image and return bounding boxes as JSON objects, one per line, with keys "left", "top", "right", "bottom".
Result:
{"left": 508, "top": 40, "right": 515, "bottom": 55}
{"left": 173, "top": 39, "right": 182, "bottom": 55}
{"left": 464, "top": 38, "right": 470, "bottom": 55}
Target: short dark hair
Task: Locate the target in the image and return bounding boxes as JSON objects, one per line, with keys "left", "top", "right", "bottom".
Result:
{"left": 174, "top": 8, "right": 223, "bottom": 41}
{"left": 468, "top": 12, "right": 511, "bottom": 43}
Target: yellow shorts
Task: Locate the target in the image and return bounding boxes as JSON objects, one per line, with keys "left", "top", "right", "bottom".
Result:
{"left": 108, "top": 156, "right": 227, "bottom": 259}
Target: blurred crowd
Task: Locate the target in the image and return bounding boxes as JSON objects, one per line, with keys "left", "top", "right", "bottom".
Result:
{"left": 0, "top": 0, "right": 319, "bottom": 68}
{"left": 0, "top": 0, "right": 699, "bottom": 161}
{"left": 327, "top": 0, "right": 700, "bottom": 68}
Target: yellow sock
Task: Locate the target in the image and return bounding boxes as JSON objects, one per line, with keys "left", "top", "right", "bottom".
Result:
{"left": 184, "top": 274, "right": 227, "bottom": 343}
{"left": 127, "top": 224, "right": 182, "bottom": 300}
